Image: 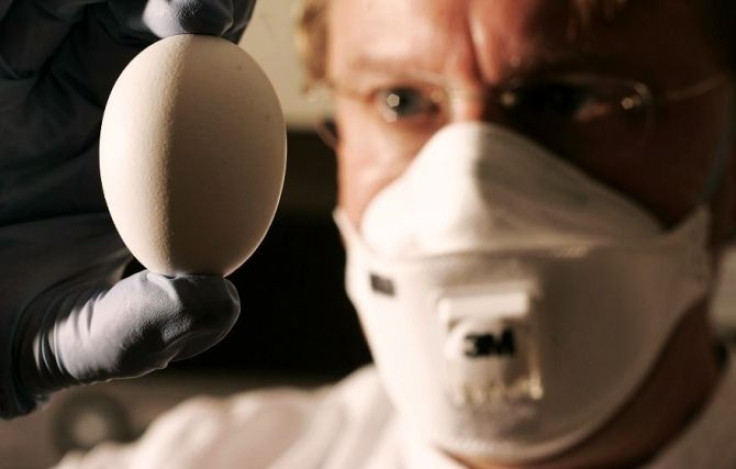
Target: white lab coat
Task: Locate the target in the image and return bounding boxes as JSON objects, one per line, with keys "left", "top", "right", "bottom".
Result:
{"left": 55, "top": 350, "right": 736, "bottom": 469}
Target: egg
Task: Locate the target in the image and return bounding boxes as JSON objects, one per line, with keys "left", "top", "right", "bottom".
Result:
{"left": 100, "top": 34, "right": 286, "bottom": 276}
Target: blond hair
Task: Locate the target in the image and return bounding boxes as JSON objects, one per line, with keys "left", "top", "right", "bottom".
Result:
{"left": 295, "top": 0, "right": 330, "bottom": 92}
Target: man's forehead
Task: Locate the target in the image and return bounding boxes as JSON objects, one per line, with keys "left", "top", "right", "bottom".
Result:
{"left": 328, "top": 0, "right": 715, "bottom": 85}
{"left": 328, "top": 0, "right": 464, "bottom": 76}
{"left": 328, "top": 0, "right": 613, "bottom": 80}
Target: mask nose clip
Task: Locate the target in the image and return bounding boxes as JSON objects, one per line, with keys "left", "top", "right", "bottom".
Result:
{"left": 438, "top": 281, "right": 543, "bottom": 409}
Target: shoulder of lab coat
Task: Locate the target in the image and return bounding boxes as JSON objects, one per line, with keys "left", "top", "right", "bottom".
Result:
{"left": 53, "top": 365, "right": 394, "bottom": 469}
{"left": 55, "top": 349, "right": 736, "bottom": 469}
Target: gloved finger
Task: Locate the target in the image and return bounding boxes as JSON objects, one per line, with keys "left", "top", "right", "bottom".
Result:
{"left": 105, "top": 0, "right": 255, "bottom": 43}
{"left": 0, "top": 0, "right": 102, "bottom": 79}
{"left": 17, "top": 271, "right": 240, "bottom": 397}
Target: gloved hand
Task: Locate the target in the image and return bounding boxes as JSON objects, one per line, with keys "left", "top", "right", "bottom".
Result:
{"left": 0, "top": 0, "right": 257, "bottom": 418}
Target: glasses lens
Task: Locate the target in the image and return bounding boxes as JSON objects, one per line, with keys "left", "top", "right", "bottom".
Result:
{"left": 501, "top": 77, "right": 653, "bottom": 161}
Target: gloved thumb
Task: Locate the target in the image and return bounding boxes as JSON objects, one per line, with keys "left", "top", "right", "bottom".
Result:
{"left": 16, "top": 271, "right": 240, "bottom": 397}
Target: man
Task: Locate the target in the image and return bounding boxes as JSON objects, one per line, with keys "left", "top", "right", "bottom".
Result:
{"left": 58, "top": 0, "right": 736, "bottom": 467}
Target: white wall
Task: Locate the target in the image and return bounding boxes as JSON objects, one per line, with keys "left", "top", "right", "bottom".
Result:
{"left": 239, "top": 0, "right": 331, "bottom": 130}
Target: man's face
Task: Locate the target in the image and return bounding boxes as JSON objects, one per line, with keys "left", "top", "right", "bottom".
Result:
{"left": 327, "top": 0, "right": 734, "bottom": 236}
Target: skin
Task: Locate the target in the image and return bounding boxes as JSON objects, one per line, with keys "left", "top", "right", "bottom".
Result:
{"left": 326, "top": 0, "right": 735, "bottom": 467}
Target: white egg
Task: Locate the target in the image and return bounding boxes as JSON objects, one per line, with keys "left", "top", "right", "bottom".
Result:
{"left": 100, "top": 34, "right": 286, "bottom": 276}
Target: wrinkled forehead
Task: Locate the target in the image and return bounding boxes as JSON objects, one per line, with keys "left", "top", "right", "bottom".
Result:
{"left": 327, "top": 0, "right": 718, "bottom": 85}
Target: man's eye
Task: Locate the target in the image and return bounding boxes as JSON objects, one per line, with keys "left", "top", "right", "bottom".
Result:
{"left": 501, "top": 83, "right": 610, "bottom": 122}
{"left": 372, "top": 87, "right": 438, "bottom": 122}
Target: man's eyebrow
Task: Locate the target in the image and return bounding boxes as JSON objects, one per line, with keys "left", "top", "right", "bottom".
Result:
{"left": 335, "top": 49, "right": 622, "bottom": 84}
{"left": 502, "top": 48, "right": 594, "bottom": 76}
{"left": 328, "top": 56, "right": 448, "bottom": 89}
{"left": 339, "top": 54, "right": 423, "bottom": 76}
{"left": 498, "top": 34, "right": 666, "bottom": 85}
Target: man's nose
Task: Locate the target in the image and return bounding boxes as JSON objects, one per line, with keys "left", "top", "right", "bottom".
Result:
{"left": 448, "top": 90, "right": 509, "bottom": 126}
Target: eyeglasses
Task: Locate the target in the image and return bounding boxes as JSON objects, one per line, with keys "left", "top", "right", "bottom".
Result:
{"left": 315, "top": 71, "right": 727, "bottom": 161}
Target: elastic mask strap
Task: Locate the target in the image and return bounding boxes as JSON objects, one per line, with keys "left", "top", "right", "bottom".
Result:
{"left": 700, "top": 114, "right": 735, "bottom": 203}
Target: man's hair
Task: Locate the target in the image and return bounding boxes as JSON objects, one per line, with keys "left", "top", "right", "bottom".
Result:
{"left": 295, "top": 0, "right": 329, "bottom": 91}
{"left": 295, "top": 0, "right": 736, "bottom": 89}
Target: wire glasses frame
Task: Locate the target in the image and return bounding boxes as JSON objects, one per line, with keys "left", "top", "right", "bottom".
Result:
{"left": 312, "top": 72, "right": 728, "bottom": 160}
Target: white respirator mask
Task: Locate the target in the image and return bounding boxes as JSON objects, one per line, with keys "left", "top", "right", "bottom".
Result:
{"left": 334, "top": 122, "right": 713, "bottom": 463}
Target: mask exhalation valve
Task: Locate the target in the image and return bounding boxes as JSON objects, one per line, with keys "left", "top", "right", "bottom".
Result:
{"left": 438, "top": 282, "right": 543, "bottom": 409}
